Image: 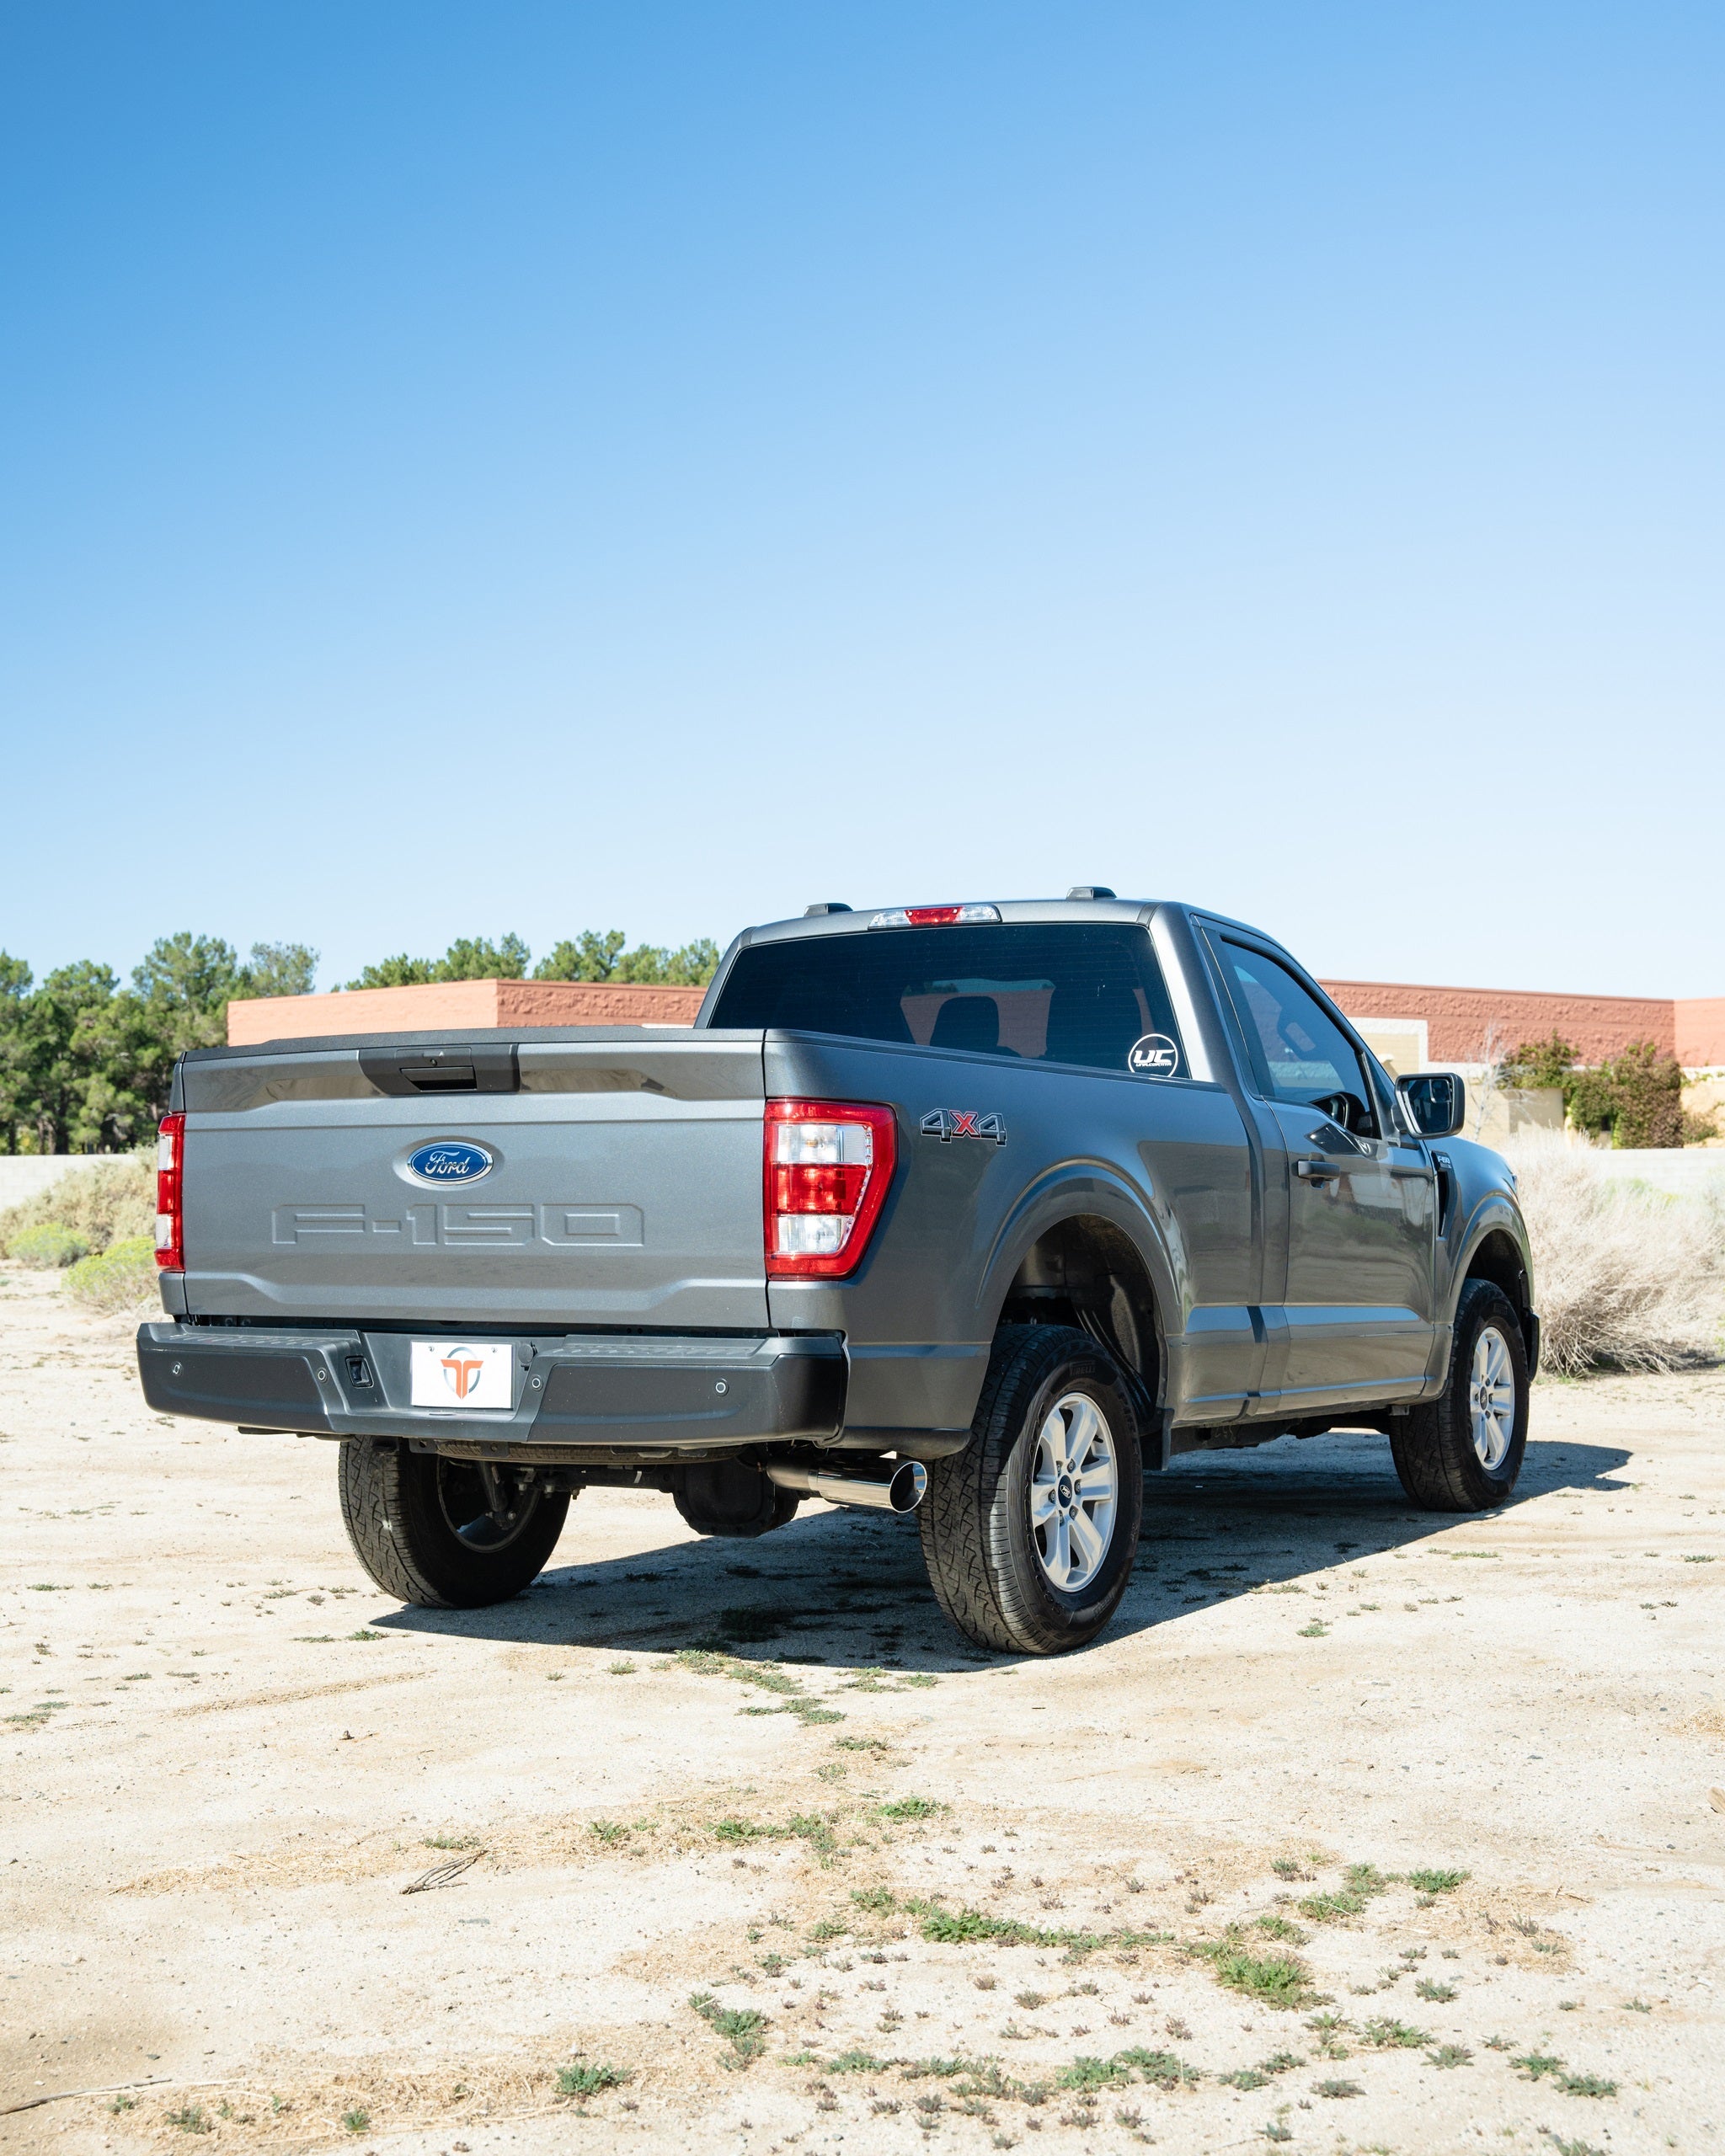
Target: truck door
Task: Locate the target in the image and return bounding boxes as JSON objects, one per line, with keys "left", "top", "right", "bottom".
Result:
{"left": 1202, "top": 933, "right": 1437, "bottom": 1406}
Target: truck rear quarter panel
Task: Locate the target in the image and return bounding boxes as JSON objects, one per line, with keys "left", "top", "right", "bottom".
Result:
{"left": 764, "top": 1033, "right": 1256, "bottom": 1433}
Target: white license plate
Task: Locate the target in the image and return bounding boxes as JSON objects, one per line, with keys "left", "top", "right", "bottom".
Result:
{"left": 409, "top": 1340, "right": 515, "bottom": 1410}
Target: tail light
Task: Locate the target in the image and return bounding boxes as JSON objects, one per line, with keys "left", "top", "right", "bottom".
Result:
{"left": 155, "top": 1113, "right": 184, "bottom": 1273}
{"left": 765, "top": 1100, "right": 897, "bottom": 1278}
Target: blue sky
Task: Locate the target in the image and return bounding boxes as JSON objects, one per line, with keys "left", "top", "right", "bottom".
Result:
{"left": 3, "top": 3, "right": 1720, "bottom": 996}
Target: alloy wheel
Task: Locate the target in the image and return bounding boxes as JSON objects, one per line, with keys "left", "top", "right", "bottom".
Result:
{"left": 1468, "top": 1326, "right": 1515, "bottom": 1470}
{"left": 1028, "top": 1390, "right": 1119, "bottom": 1593}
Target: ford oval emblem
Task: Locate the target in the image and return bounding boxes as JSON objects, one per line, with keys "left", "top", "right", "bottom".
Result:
{"left": 404, "top": 1139, "right": 494, "bottom": 1186}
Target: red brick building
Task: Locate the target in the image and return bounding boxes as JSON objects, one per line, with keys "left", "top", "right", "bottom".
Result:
{"left": 1317, "top": 982, "right": 1725, "bottom": 1069}
{"left": 228, "top": 975, "right": 1725, "bottom": 1070}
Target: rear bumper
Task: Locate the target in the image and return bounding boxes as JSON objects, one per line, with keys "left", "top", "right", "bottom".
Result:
{"left": 136, "top": 1324, "right": 846, "bottom": 1459}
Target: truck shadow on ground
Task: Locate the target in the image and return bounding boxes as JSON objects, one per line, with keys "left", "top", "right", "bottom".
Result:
{"left": 376, "top": 1427, "right": 1632, "bottom": 1673}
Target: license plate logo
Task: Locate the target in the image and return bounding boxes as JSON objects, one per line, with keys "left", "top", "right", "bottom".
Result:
{"left": 410, "top": 1341, "right": 514, "bottom": 1409}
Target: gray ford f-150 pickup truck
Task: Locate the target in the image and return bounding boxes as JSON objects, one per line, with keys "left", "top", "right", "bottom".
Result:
{"left": 136, "top": 894, "right": 1537, "bottom": 1655}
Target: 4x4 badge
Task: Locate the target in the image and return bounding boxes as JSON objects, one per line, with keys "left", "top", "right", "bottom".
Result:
{"left": 920, "top": 1109, "right": 1007, "bottom": 1145}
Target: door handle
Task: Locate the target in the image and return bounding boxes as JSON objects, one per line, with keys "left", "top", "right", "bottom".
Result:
{"left": 1387, "top": 1161, "right": 1434, "bottom": 1179}
{"left": 1294, "top": 1157, "right": 1344, "bottom": 1181}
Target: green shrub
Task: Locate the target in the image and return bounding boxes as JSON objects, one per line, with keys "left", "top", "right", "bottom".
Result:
{"left": 0, "top": 1154, "right": 154, "bottom": 1257}
{"left": 65, "top": 1235, "right": 158, "bottom": 1312}
{"left": 8, "top": 1222, "right": 89, "bottom": 1267}
{"left": 1509, "top": 1033, "right": 1716, "bottom": 1148}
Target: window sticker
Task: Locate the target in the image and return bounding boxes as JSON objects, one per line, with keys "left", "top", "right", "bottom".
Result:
{"left": 1128, "top": 1033, "right": 1180, "bottom": 1078}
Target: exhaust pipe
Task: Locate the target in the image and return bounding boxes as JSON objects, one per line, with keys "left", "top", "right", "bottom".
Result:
{"left": 766, "top": 1460, "right": 928, "bottom": 1514}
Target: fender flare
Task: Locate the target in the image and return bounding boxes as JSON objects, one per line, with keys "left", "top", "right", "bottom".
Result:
{"left": 1450, "top": 1196, "right": 1534, "bottom": 1318}
{"left": 973, "top": 1161, "right": 1178, "bottom": 1397}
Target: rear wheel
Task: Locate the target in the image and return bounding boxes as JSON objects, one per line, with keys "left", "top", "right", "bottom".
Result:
{"left": 339, "top": 1441, "right": 569, "bottom": 1608}
{"left": 919, "top": 1325, "right": 1142, "bottom": 1655}
{"left": 1390, "top": 1280, "right": 1529, "bottom": 1511}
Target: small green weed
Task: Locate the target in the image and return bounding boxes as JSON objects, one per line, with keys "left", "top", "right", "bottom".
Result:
{"left": 343, "top": 2110, "right": 370, "bottom": 2133}
{"left": 1316, "top": 2079, "right": 1363, "bottom": 2098}
{"left": 690, "top": 1990, "right": 768, "bottom": 2063}
{"left": 1298, "top": 1890, "right": 1368, "bottom": 1922}
{"left": 709, "top": 1817, "right": 773, "bottom": 1842}
{"left": 788, "top": 1811, "right": 840, "bottom": 1860}
{"left": 1253, "top": 1913, "right": 1307, "bottom": 1943}
{"left": 1514, "top": 2052, "right": 1564, "bottom": 2080}
{"left": 1362, "top": 2018, "right": 1426, "bottom": 2048}
{"left": 879, "top": 1796, "right": 946, "bottom": 1822}
{"left": 1057, "top": 2056, "right": 1134, "bottom": 2091}
{"left": 1116, "top": 2048, "right": 1199, "bottom": 2089}
{"left": 165, "top": 2105, "right": 211, "bottom": 2133}
{"left": 1195, "top": 1938, "right": 1314, "bottom": 2009}
{"left": 556, "top": 2062, "right": 629, "bottom": 2098}
{"left": 827, "top": 2049, "right": 888, "bottom": 2073}
{"left": 1407, "top": 1866, "right": 1469, "bottom": 1893}
{"left": 851, "top": 1886, "right": 897, "bottom": 1913}
{"left": 1415, "top": 1978, "right": 1457, "bottom": 2002}
{"left": 590, "top": 1820, "right": 630, "bottom": 1844}
{"left": 1557, "top": 2073, "right": 1617, "bottom": 2099}
{"left": 1428, "top": 2043, "right": 1472, "bottom": 2068}
{"left": 911, "top": 1899, "right": 1167, "bottom": 1956}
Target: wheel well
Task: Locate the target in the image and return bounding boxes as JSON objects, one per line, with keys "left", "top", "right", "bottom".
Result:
{"left": 998, "top": 1214, "right": 1162, "bottom": 1402}
{"left": 1463, "top": 1229, "right": 1530, "bottom": 1331}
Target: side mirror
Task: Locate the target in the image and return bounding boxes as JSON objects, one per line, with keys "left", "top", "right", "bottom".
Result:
{"left": 1396, "top": 1071, "right": 1465, "bottom": 1139}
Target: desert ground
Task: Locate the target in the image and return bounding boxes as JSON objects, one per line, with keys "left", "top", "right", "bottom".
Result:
{"left": 2, "top": 1265, "right": 1721, "bottom": 2156}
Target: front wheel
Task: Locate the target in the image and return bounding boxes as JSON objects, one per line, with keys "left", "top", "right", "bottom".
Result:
{"left": 1390, "top": 1280, "right": 1530, "bottom": 1511}
{"left": 339, "top": 1442, "right": 570, "bottom": 1608}
{"left": 919, "top": 1325, "right": 1142, "bottom": 1655}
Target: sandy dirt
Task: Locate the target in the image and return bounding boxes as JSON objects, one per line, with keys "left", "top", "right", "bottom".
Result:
{"left": 2, "top": 1264, "right": 1722, "bottom": 2156}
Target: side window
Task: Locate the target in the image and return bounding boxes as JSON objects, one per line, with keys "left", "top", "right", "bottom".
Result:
{"left": 1211, "top": 939, "right": 1378, "bottom": 1135}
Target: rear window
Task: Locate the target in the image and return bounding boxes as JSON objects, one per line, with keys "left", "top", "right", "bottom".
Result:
{"left": 709, "top": 924, "right": 1187, "bottom": 1078}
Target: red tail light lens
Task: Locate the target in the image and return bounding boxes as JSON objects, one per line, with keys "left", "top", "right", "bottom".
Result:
{"left": 155, "top": 1113, "right": 184, "bottom": 1273}
{"left": 764, "top": 1100, "right": 897, "bottom": 1278}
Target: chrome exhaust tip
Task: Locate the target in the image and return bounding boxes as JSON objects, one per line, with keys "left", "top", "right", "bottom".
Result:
{"left": 765, "top": 1460, "right": 928, "bottom": 1514}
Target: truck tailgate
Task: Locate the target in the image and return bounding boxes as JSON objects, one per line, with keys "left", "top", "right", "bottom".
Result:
{"left": 175, "top": 1033, "right": 769, "bottom": 1328}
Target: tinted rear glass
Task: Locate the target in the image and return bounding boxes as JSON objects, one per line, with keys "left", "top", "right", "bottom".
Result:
{"left": 710, "top": 925, "right": 1186, "bottom": 1077}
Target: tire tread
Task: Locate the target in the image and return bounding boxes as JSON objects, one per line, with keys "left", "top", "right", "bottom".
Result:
{"left": 920, "top": 1326, "right": 1141, "bottom": 1655}
{"left": 1390, "top": 1281, "right": 1528, "bottom": 1513}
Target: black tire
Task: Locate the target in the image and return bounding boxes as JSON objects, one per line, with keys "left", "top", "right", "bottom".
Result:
{"left": 1390, "top": 1280, "right": 1529, "bottom": 1511}
{"left": 918, "top": 1325, "right": 1143, "bottom": 1655}
{"left": 673, "top": 1460, "right": 801, "bottom": 1539}
{"left": 338, "top": 1441, "right": 570, "bottom": 1609}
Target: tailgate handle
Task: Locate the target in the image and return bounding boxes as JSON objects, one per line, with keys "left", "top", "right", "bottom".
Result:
{"left": 359, "top": 1043, "right": 521, "bottom": 1097}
